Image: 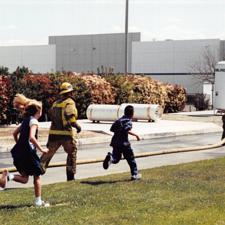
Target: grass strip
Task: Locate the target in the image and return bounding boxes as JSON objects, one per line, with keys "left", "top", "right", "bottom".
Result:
{"left": 1, "top": 157, "right": 225, "bottom": 225}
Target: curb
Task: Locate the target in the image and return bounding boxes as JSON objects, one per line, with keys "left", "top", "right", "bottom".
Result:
{"left": 77, "top": 128, "right": 222, "bottom": 146}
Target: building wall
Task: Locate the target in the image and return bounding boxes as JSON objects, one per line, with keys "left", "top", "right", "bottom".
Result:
{"left": 49, "top": 32, "right": 140, "bottom": 73}
{"left": 132, "top": 39, "right": 221, "bottom": 94}
{"left": 220, "top": 40, "right": 225, "bottom": 60}
{"left": 0, "top": 35, "right": 223, "bottom": 97}
{"left": 214, "top": 61, "right": 225, "bottom": 110}
{"left": 0, "top": 45, "right": 56, "bottom": 73}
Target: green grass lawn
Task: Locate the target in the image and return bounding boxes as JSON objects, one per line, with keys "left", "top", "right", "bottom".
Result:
{"left": 1, "top": 157, "right": 225, "bottom": 225}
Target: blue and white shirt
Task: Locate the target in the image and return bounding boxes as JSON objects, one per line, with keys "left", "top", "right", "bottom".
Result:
{"left": 110, "top": 115, "right": 132, "bottom": 147}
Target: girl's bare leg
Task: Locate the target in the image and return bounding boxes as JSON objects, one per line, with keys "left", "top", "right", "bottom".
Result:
{"left": 34, "top": 175, "right": 41, "bottom": 198}
{"left": 0, "top": 170, "right": 8, "bottom": 188}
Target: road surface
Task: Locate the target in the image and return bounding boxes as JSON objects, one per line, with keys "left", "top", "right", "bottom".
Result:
{"left": 0, "top": 132, "right": 224, "bottom": 189}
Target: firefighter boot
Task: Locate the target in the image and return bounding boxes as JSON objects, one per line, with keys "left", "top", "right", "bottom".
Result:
{"left": 66, "top": 170, "right": 75, "bottom": 181}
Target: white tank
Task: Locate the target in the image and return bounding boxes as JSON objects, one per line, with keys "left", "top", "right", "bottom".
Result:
{"left": 86, "top": 103, "right": 163, "bottom": 122}
{"left": 214, "top": 61, "right": 225, "bottom": 110}
{"left": 118, "top": 103, "right": 163, "bottom": 121}
{"left": 86, "top": 104, "right": 120, "bottom": 122}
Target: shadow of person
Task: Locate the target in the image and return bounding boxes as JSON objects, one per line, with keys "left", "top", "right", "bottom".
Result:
{"left": 80, "top": 178, "right": 131, "bottom": 186}
{"left": 0, "top": 203, "right": 32, "bottom": 210}
{"left": 1, "top": 187, "right": 28, "bottom": 192}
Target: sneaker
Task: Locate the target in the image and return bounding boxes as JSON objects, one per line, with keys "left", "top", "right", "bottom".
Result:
{"left": 35, "top": 200, "right": 50, "bottom": 208}
{"left": 0, "top": 170, "right": 8, "bottom": 188}
{"left": 131, "top": 173, "right": 142, "bottom": 181}
{"left": 103, "top": 152, "right": 112, "bottom": 170}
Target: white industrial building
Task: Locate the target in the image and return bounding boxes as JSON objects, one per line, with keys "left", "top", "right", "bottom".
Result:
{"left": 0, "top": 33, "right": 224, "bottom": 97}
{"left": 0, "top": 45, "right": 56, "bottom": 73}
{"left": 214, "top": 61, "right": 225, "bottom": 110}
{"left": 132, "top": 39, "right": 223, "bottom": 94}
{"left": 49, "top": 32, "right": 140, "bottom": 73}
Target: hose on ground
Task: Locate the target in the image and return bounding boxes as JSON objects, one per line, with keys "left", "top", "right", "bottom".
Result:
{"left": 1, "top": 138, "right": 225, "bottom": 173}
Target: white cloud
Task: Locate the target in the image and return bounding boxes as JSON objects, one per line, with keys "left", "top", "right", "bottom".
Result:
{"left": 167, "top": 18, "right": 182, "bottom": 24}
{"left": 0, "top": 0, "right": 124, "bottom": 5}
{"left": 0, "top": 0, "right": 224, "bottom": 45}
{"left": 0, "top": 0, "right": 223, "bottom": 3}
{"left": 7, "top": 24, "right": 17, "bottom": 30}
{"left": 131, "top": 0, "right": 225, "bottom": 4}
{"left": 0, "top": 39, "right": 30, "bottom": 46}
{"left": 0, "top": 38, "right": 47, "bottom": 46}
{"left": 113, "top": 24, "right": 210, "bottom": 41}
{"left": 154, "top": 25, "right": 208, "bottom": 40}
{"left": 112, "top": 25, "right": 142, "bottom": 34}
{"left": 0, "top": 24, "right": 17, "bottom": 31}
{"left": 113, "top": 26, "right": 124, "bottom": 33}
{"left": 129, "top": 26, "right": 141, "bottom": 32}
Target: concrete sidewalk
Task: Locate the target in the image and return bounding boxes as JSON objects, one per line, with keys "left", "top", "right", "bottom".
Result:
{"left": 0, "top": 115, "right": 222, "bottom": 153}
{"left": 39, "top": 118, "right": 222, "bottom": 145}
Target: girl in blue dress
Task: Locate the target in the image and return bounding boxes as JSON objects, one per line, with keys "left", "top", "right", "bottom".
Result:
{"left": 0, "top": 94, "right": 49, "bottom": 207}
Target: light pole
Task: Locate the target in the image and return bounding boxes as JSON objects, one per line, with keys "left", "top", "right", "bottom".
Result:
{"left": 125, "top": 0, "right": 129, "bottom": 75}
{"left": 91, "top": 47, "right": 96, "bottom": 73}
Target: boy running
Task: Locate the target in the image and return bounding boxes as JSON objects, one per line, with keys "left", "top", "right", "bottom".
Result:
{"left": 103, "top": 105, "right": 141, "bottom": 180}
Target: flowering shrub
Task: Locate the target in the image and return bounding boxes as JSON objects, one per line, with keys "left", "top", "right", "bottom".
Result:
{"left": 80, "top": 74, "right": 116, "bottom": 104}
{"left": 0, "top": 72, "right": 186, "bottom": 124}
{"left": 104, "top": 74, "right": 186, "bottom": 112}
{"left": 18, "top": 74, "right": 55, "bottom": 120}
{"left": 0, "top": 76, "right": 11, "bottom": 124}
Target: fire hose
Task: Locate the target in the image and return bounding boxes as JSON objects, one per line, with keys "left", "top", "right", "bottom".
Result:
{"left": 1, "top": 138, "right": 225, "bottom": 174}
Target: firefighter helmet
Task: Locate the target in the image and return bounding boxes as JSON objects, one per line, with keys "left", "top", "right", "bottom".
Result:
{"left": 59, "top": 82, "right": 74, "bottom": 95}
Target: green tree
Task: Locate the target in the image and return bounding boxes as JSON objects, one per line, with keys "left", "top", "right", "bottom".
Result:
{"left": 0, "top": 66, "right": 9, "bottom": 76}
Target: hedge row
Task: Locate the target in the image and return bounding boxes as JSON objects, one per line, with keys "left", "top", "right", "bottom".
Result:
{"left": 0, "top": 72, "right": 186, "bottom": 124}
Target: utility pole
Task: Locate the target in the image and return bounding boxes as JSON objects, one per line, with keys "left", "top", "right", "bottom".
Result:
{"left": 125, "top": 0, "right": 129, "bottom": 75}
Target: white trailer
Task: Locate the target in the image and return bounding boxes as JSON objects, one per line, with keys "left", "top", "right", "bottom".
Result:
{"left": 214, "top": 61, "right": 225, "bottom": 112}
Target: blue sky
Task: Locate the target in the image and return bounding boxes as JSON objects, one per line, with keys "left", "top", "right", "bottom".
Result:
{"left": 0, "top": 0, "right": 224, "bottom": 45}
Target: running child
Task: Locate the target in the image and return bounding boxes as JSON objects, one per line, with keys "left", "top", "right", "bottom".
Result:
{"left": 103, "top": 105, "right": 142, "bottom": 180}
{"left": 0, "top": 94, "right": 49, "bottom": 207}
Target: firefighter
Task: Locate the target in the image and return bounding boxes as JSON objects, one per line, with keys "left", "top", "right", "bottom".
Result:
{"left": 40, "top": 82, "right": 81, "bottom": 181}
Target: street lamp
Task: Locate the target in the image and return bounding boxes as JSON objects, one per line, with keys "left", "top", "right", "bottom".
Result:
{"left": 125, "top": 0, "right": 129, "bottom": 75}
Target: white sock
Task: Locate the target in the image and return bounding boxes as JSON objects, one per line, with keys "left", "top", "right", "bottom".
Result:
{"left": 8, "top": 173, "right": 14, "bottom": 181}
{"left": 35, "top": 196, "right": 42, "bottom": 205}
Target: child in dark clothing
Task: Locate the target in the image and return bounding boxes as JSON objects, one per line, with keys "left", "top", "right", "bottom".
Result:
{"left": 103, "top": 105, "right": 141, "bottom": 180}
{"left": 0, "top": 94, "right": 49, "bottom": 207}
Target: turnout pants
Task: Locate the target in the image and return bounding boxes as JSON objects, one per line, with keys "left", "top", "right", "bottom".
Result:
{"left": 41, "top": 136, "right": 77, "bottom": 180}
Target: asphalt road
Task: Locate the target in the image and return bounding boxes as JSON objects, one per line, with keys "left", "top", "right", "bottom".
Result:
{"left": 1, "top": 132, "right": 225, "bottom": 189}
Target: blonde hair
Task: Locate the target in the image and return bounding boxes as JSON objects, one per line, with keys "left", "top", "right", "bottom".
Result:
{"left": 13, "top": 94, "right": 42, "bottom": 113}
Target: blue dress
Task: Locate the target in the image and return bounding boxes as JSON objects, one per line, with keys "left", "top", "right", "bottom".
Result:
{"left": 11, "top": 116, "right": 44, "bottom": 176}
